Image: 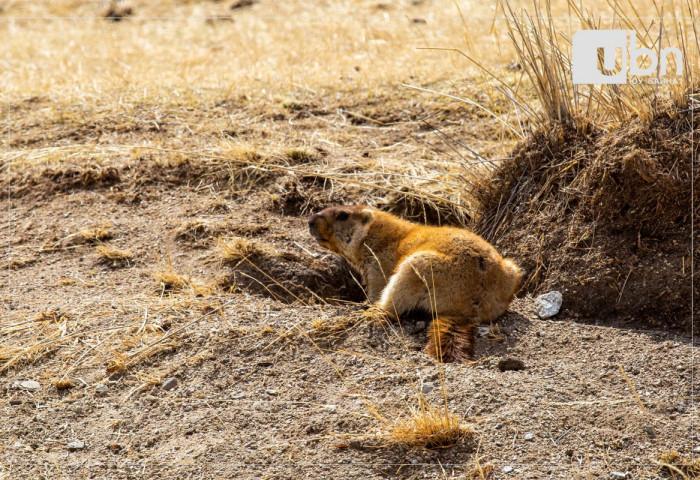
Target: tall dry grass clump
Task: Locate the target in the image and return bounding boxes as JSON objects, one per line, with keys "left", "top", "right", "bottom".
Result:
{"left": 490, "top": 0, "right": 698, "bottom": 130}
{"left": 458, "top": 0, "right": 698, "bottom": 327}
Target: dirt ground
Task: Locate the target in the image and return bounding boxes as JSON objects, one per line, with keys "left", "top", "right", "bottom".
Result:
{"left": 2, "top": 1, "right": 698, "bottom": 479}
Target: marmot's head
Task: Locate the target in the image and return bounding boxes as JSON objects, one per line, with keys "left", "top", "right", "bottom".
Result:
{"left": 308, "top": 205, "right": 373, "bottom": 258}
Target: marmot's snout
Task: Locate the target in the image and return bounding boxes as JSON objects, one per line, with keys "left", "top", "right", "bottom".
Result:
{"left": 307, "top": 212, "right": 325, "bottom": 241}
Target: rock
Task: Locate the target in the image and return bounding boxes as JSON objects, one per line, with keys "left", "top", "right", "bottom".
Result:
{"left": 15, "top": 380, "right": 41, "bottom": 391}
{"left": 421, "top": 382, "right": 435, "bottom": 394}
{"left": 266, "top": 389, "right": 278, "bottom": 396}
{"left": 534, "top": 291, "right": 563, "bottom": 318}
{"left": 503, "top": 466, "right": 514, "bottom": 474}
{"left": 67, "top": 441, "right": 85, "bottom": 451}
{"left": 676, "top": 401, "right": 687, "bottom": 413}
{"left": 95, "top": 383, "right": 109, "bottom": 394}
{"left": 524, "top": 433, "right": 534, "bottom": 441}
{"left": 497, "top": 358, "right": 526, "bottom": 372}
{"left": 412, "top": 321, "right": 427, "bottom": 334}
{"left": 477, "top": 327, "right": 490, "bottom": 337}
{"left": 643, "top": 425, "right": 656, "bottom": 439}
{"left": 609, "top": 472, "right": 628, "bottom": 479}
{"left": 230, "top": 0, "right": 257, "bottom": 9}
{"left": 162, "top": 378, "right": 178, "bottom": 391}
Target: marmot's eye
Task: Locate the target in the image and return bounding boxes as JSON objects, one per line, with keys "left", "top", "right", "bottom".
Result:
{"left": 336, "top": 212, "right": 349, "bottom": 221}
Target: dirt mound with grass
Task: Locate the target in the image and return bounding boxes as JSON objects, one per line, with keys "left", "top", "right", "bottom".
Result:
{"left": 477, "top": 110, "right": 697, "bottom": 329}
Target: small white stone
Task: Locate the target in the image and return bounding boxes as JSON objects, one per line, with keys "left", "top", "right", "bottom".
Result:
{"left": 524, "top": 433, "right": 534, "bottom": 441}
{"left": 503, "top": 466, "right": 514, "bottom": 474}
{"left": 421, "top": 382, "right": 435, "bottom": 394}
{"left": 17, "top": 380, "right": 41, "bottom": 391}
{"left": 67, "top": 441, "right": 85, "bottom": 451}
{"left": 534, "top": 291, "right": 563, "bottom": 318}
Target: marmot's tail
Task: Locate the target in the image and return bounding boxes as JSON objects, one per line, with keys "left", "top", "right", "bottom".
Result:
{"left": 425, "top": 317, "right": 476, "bottom": 364}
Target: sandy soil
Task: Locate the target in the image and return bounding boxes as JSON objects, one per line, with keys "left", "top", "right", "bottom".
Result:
{"left": 2, "top": 92, "right": 697, "bottom": 480}
{"left": 2, "top": 1, "right": 698, "bottom": 479}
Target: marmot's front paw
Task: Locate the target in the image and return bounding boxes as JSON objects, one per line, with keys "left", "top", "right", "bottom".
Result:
{"left": 363, "top": 305, "right": 392, "bottom": 324}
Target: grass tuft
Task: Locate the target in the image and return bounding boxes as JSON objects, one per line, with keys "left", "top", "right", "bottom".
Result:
{"left": 657, "top": 450, "right": 700, "bottom": 479}
{"left": 96, "top": 244, "right": 133, "bottom": 262}
{"left": 53, "top": 377, "right": 74, "bottom": 390}
{"left": 78, "top": 225, "right": 113, "bottom": 243}
{"left": 218, "top": 237, "right": 270, "bottom": 263}
{"left": 153, "top": 258, "right": 212, "bottom": 296}
{"left": 381, "top": 395, "right": 473, "bottom": 449}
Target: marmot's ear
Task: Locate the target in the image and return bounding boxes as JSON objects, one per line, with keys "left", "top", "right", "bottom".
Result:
{"left": 359, "top": 209, "right": 373, "bottom": 225}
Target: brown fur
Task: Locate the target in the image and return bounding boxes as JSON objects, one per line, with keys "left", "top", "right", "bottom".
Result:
{"left": 308, "top": 205, "right": 522, "bottom": 363}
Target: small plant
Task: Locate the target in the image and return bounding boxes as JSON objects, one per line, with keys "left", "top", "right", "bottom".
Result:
{"left": 218, "top": 237, "right": 270, "bottom": 263}
{"left": 78, "top": 225, "right": 113, "bottom": 243}
{"left": 657, "top": 450, "right": 700, "bottom": 479}
{"left": 286, "top": 148, "right": 319, "bottom": 164}
{"left": 153, "top": 257, "right": 211, "bottom": 295}
{"left": 380, "top": 394, "right": 473, "bottom": 449}
{"left": 54, "top": 377, "right": 74, "bottom": 390}
{"left": 95, "top": 244, "right": 133, "bottom": 264}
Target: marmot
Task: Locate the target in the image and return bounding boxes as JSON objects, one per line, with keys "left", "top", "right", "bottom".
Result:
{"left": 308, "top": 205, "right": 522, "bottom": 363}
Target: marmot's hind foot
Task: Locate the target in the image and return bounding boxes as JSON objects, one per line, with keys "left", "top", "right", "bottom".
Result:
{"left": 425, "top": 318, "right": 476, "bottom": 364}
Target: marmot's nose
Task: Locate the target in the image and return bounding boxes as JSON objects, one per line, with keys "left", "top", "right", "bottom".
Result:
{"left": 308, "top": 213, "right": 319, "bottom": 227}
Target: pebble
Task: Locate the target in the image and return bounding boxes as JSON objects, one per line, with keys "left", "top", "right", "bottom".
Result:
{"left": 67, "top": 441, "right": 85, "bottom": 451}
{"left": 643, "top": 425, "right": 656, "bottom": 439}
{"left": 609, "top": 472, "right": 628, "bottom": 479}
{"left": 95, "top": 383, "right": 109, "bottom": 394}
{"left": 421, "top": 382, "right": 435, "bottom": 394}
{"left": 534, "top": 291, "right": 563, "bottom": 318}
{"left": 412, "top": 321, "right": 426, "bottom": 334}
{"left": 497, "top": 358, "right": 526, "bottom": 372}
{"left": 162, "top": 378, "right": 178, "bottom": 391}
{"left": 266, "top": 389, "right": 278, "bottom": 396}
{"left": 15, "top": 380, "right": 40, "bottom": 391}
{"left": 503, "top": 466, "right": 514, "bottom": 474}
{"left": 477, "top": 327, "right": 490, "bottom": 337}
{"left": 693, "top": 446, "right": 700, "bottom": 453}
{"left": 524, "top": 433, "right": 534, "bottom": 441}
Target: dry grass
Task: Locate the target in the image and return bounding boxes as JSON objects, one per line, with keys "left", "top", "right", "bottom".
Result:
{"left": 0, "top": 0, "right": 485, "bottom": 103}
{"left": 152, "top": 258, "right": 212, "bottom": 296}
{"left": 657, "top": 450, "right": 700, "bottom": 479}
{"left": 95, "top": 244, "right": 133, "bottom": 262}
{"left": 218, "top": 236, "right": 271, "bottom": 263}
{"left": 379, "top": 394, "right": 473, "bottom": 449}
{"left": 0, "top": 255, "right": 37, "bottom": 269}
{"left": 466, "top": 0, "right": 699, "bottom": 130}
{"left": 78, "top": 225, "right": 113, "bottom": 243}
